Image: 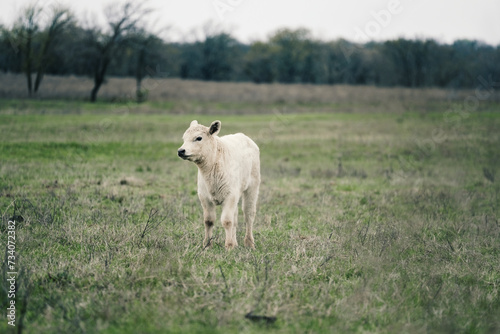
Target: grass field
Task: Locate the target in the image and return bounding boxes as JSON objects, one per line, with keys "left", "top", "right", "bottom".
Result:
{"left": 0, "top": 81, "right": 499, "bottom": 333}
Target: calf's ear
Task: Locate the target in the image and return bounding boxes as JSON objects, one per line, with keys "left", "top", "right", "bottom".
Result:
{"left": 190, "top": 120, "right": 198, "bottom": 127}
{"left": 209, "top": 120, "right": 221, "bottom": 136}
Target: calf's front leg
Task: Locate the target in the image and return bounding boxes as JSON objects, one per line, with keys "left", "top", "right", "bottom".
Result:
{"left": 201, "top": 200, "right": 216, "bottom": 248}
{"left": 221, "top": 196, "right": 238, "bottom": 250}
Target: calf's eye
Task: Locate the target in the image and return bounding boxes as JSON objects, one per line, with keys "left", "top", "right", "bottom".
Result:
{"left": 196, "top": 137, "right": 203, "bottom": 141}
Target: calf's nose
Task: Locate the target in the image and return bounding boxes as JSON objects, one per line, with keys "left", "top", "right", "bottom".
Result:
{"left": 177, "top": 148, "right": 186, "bottom": 157}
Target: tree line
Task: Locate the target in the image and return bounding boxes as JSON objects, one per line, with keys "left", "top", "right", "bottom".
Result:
{"left": 1, "top": 2, "right": 499, "bottom": 102}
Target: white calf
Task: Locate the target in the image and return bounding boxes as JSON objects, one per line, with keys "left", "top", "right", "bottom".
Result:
{"left": 178, "top": 120, "right": 260, "bottom": 250}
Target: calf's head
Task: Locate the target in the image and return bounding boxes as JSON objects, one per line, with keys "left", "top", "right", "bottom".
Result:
{"left": 178, "top": 120, "right": 221, "bottom": 163}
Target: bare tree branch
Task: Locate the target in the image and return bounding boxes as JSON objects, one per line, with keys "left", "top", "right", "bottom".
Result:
{"left": 12, "top": 4, "right": 42, "bottom": 96}
{"left": 88, "top": 1, "right": 153, "bottom": 102}
{"left": 34, "top": 7, "right": 73, "bottom": 93}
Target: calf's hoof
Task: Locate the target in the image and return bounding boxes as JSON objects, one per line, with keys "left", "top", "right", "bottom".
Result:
{"left": 225, "top": 241, "right": 237, "bottom": 250}
{"left": 244, "top": 237, "right": 255, "bottom": 249}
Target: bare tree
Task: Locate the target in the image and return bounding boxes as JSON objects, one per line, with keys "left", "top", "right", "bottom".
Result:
{"left": 131, "top": 32, "right": 163, "bottom": 102}
{"left": 87, "top": 1, "right": 152, "bottom": 102}
{"left": 11, "top": 4, "right": 42, "bottom": 96}
{"left": 34, "top": 7, "right": 73, "bottom": 93}
{"left": 129, "top": 19, "right": 169, "bottom": 102}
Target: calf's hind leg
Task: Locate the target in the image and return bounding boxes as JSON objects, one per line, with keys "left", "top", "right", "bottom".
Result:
{"left": 232, "top": 209, "right": 238, "bottom": 247}
{"left": 242, "top": 185, "right": 259, "bottom": 249}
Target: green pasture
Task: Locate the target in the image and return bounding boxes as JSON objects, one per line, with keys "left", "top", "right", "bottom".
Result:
{"left": 0, "top": 99, "right": 499, "bottom": 333}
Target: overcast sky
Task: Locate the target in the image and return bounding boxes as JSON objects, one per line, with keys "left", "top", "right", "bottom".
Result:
{"left": 1, "top": 0, "right": 499, "bottom": 45}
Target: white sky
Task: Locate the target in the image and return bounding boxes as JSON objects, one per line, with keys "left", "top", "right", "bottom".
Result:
{"left": 1, "top": 0, "right": 499, "bottom": 45}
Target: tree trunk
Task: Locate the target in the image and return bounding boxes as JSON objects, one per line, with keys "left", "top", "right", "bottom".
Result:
{"left": 34, "top": 68, "right": 44, "bottom": 93}
{"left": 25, "top": 34, "right": 33, "bottom": 96}
{"left": 90, "top": 79, "right": 102, "bottom": 102}
{"left": 90, "top": 58, "right": 109, "bottom": 102}
{"left": 26, "top": 71, "right": 32, "bottom": 96}
{"left": 35, "top": 38, "right": 52, "bottom": 94}
{"left": 90, "top": 70, "right": 104, "bottom": 102}
{"left": 34, "top": 41, "right": 49, "bottom": 93}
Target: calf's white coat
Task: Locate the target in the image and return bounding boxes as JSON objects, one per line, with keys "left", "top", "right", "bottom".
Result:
{"left": 177, "top": 120, "right": 260, "bottom": 249}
